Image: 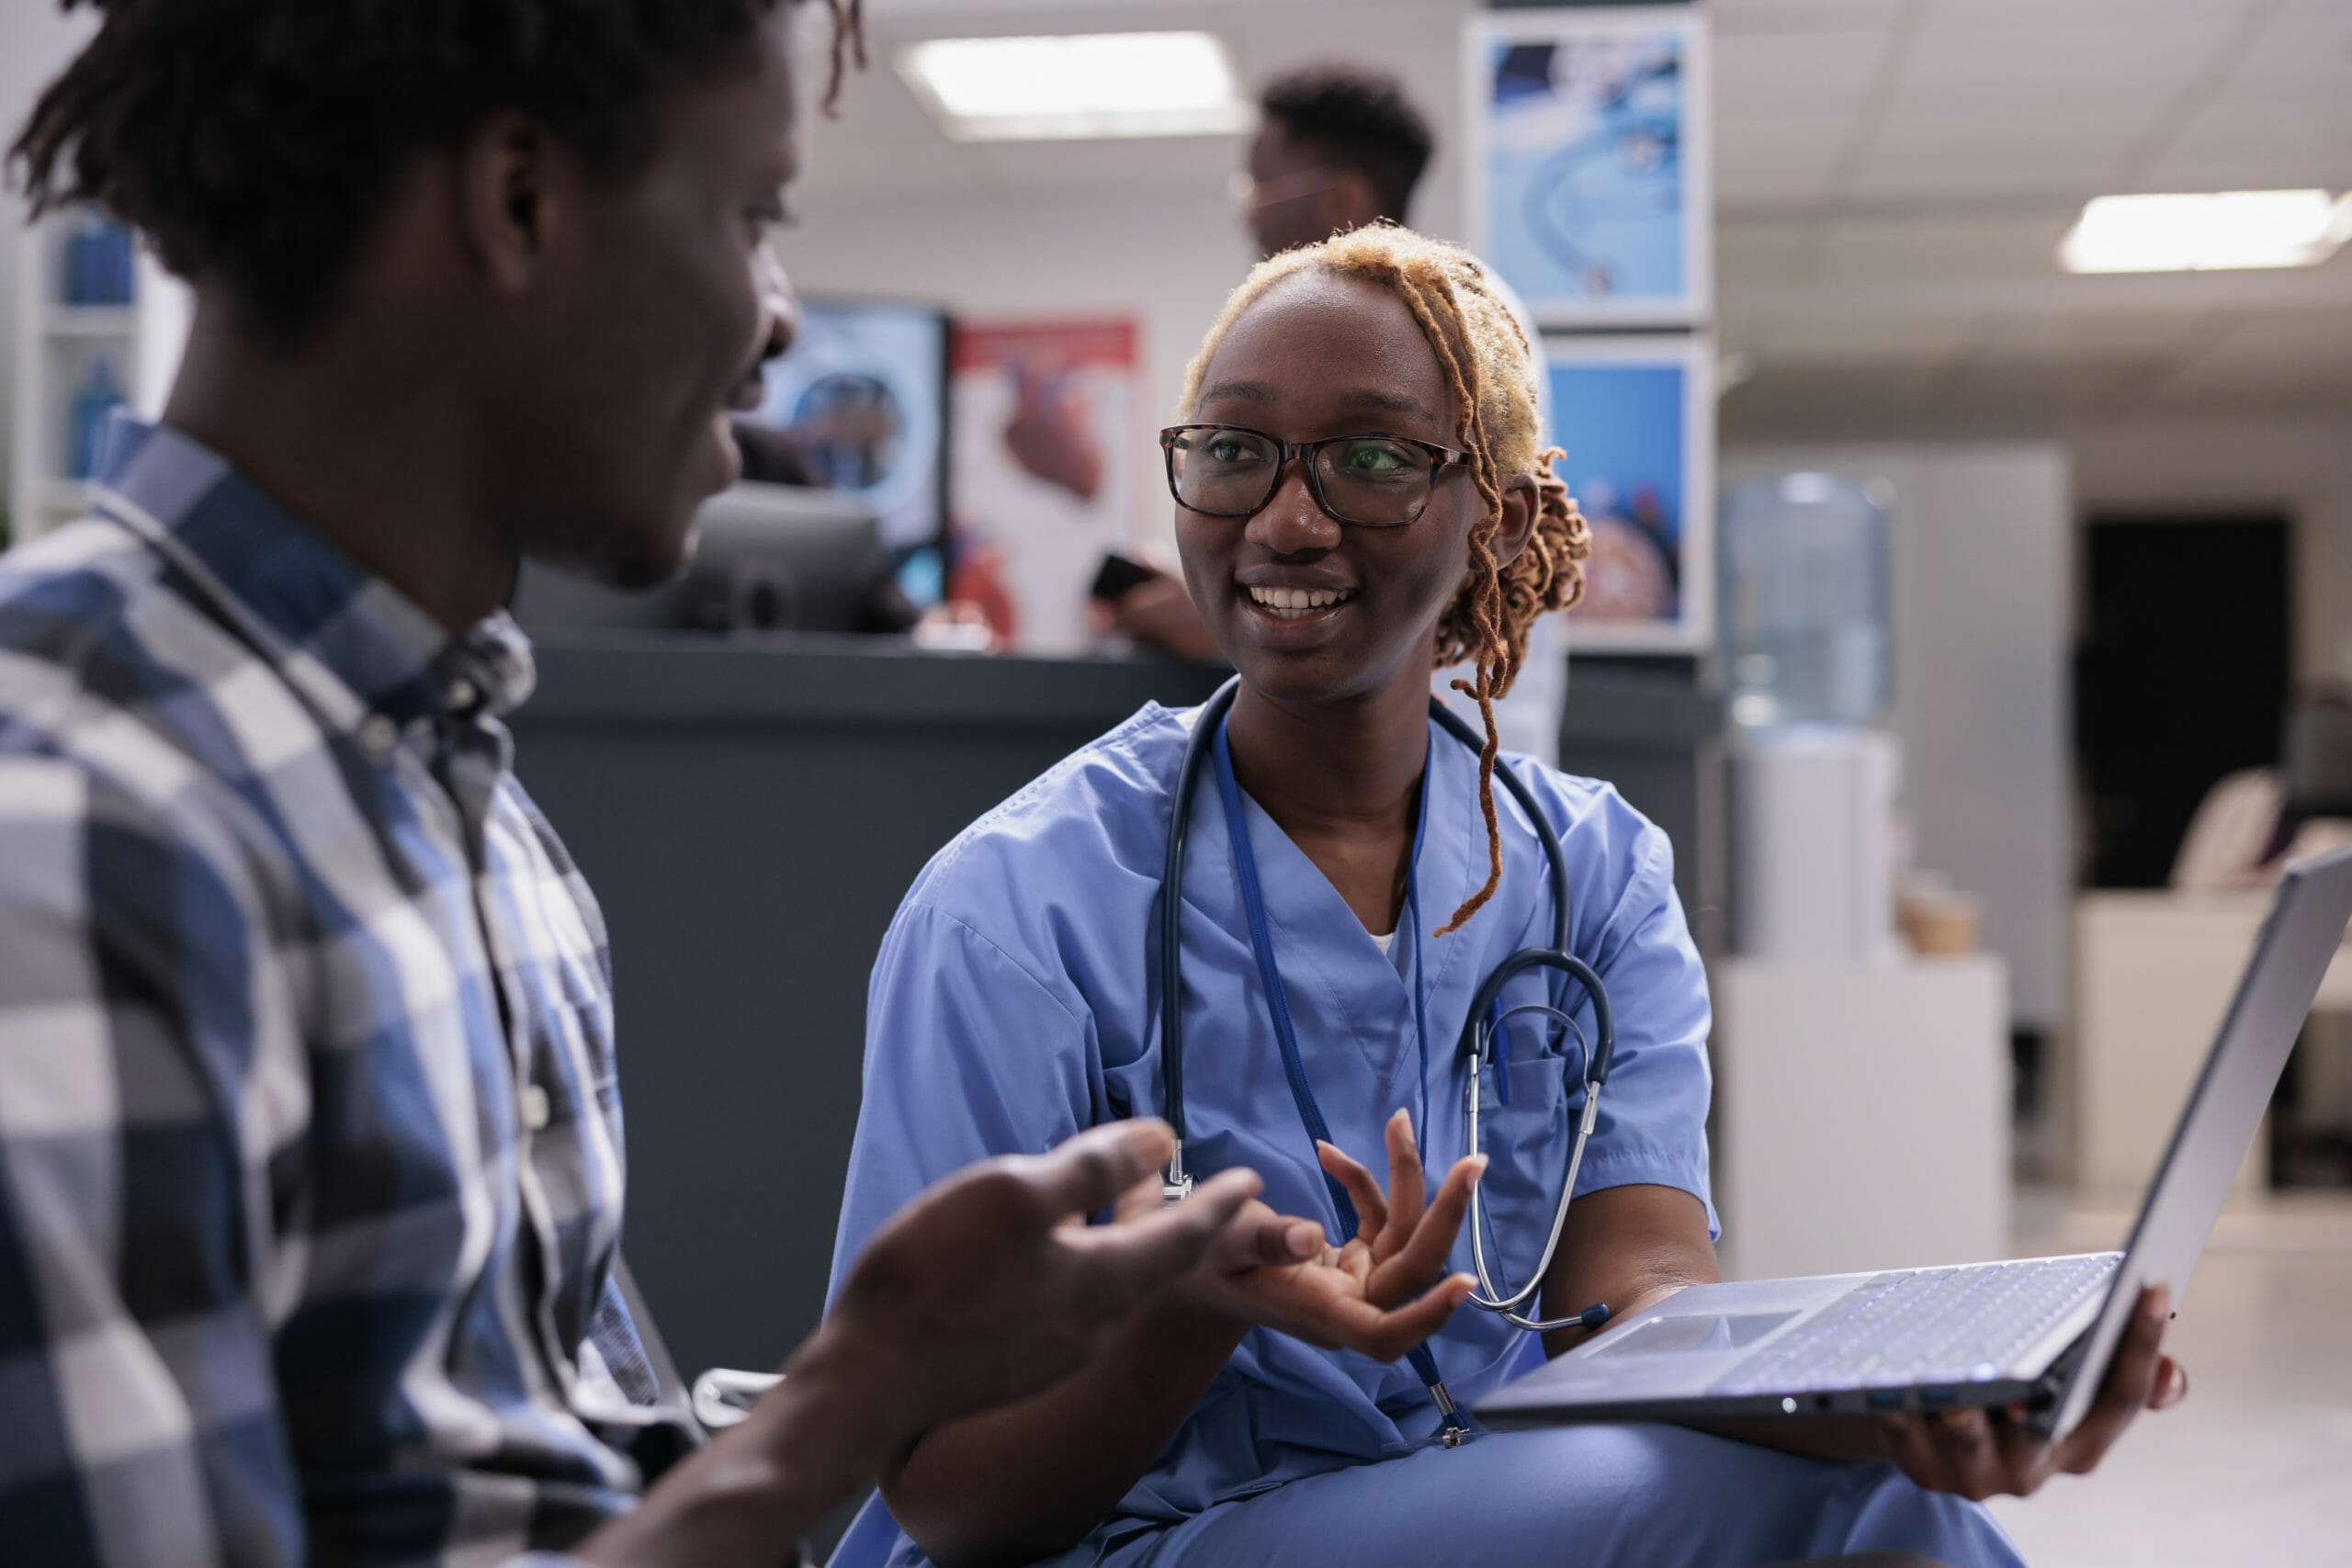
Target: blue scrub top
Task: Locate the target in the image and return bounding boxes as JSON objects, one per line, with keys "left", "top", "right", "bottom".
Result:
{"left": 826, "top": 700, "right": 1717, "bottom": 1557}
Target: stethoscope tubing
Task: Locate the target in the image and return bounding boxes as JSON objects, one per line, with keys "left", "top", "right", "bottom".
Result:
{"left": 1156, "top": 679, "right": 1242, "bottom": 1198}
{"left": 1457, "top": 948, "right": 1614, "bottom": 1328}
{"left": 1159, "top": 675, "right": 1616, "bottom": 1336}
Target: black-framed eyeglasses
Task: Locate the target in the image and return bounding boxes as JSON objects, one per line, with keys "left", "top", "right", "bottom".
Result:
{"left": 1159, "top": 423, "right": 1471, "bottom": 529}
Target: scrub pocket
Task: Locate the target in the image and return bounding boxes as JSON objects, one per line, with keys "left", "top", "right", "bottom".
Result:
{"left": 1466, "top": 1056, "right": 1579, "bottom": 1286}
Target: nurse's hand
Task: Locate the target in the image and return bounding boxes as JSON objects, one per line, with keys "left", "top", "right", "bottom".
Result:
{"left": 1163, "top": 1195, "right": 1476, "bottom": 1362}
{"left": 1317, "top": 1109, "right": 1489, "bottom": 1310}
{"left": 1873, "top": 1283, "right": 2189, "bottom": 1500}
{"left": 1160, "top": 1110, "right": 1485, "bottom": 1360}
{"left": 814, "top": 1119, "right": 1261, "bottom": 1438}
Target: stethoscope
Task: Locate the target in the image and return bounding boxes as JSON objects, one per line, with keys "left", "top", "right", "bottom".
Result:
{"left": 1155, "top": 676, "right": 1616, "bottom": 1443}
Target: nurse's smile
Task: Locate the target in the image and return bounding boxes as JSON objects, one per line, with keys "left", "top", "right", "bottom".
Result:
{"left": 1242, "top": 581, "right": 1355, "bottom": 618}
{"left": 1238, "top": 571, "right": 1359, "bottom": 639}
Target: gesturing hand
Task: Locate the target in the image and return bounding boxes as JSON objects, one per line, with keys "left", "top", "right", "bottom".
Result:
{"left": 1166, "top": 1109, "right": 1484, "bottom": 1362}
{"left": 1875, "top": 1284, "right": 2190, "bottom": 1500}
{"left": 1317, "top": 1108, "right": 1487, "bottom": 1311}
{"left": 821, "top": 1120, "right": 1260, "bottom": 1437}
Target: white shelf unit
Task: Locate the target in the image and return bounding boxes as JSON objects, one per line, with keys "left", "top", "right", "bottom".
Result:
{"left": 1713, "top": 953, "right": 2012, "bottom": 1281}
{"left": 8, "top": 209, "right": 191, "bottom": 547}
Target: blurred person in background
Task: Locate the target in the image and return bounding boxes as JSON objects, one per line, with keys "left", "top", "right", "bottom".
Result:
{"left": 1238, "top": 65, "right": 1433, "bottom": 259}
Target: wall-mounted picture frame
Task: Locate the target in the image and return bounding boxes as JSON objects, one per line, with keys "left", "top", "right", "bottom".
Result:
{"left": 949, "top": 317, "right": 1147, "bottom": 655}
{"left": 1547, "top": 333, "right": 1714, "bottom": 653}
{"left": 1463, "top": 6, "right": 1712, "bottom": 329}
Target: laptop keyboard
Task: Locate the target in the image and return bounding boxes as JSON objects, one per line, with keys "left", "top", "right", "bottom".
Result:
{"left": 1709, "top": 1254, "right": 2120, "bottom": 1396}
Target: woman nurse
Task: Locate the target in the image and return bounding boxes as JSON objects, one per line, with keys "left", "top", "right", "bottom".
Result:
{"left": 824, "top": 226, "right": 2183, "bottom": 1568}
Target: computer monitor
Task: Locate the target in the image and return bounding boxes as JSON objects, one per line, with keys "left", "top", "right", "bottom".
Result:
{"left": 740, "top": 298, "right": 949, "bottom": 555}
{"left": 511, "top": 482, "right": 899, "bottom": 637}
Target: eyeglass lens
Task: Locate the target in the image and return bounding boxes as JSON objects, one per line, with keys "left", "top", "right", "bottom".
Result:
{"left": 1170, "top": 429, "right": 1432, "bottom": 526}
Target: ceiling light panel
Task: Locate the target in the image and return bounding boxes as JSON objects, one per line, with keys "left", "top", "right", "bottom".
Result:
{"left": 898, "top": 31, "right": 1249, "bottom": 141}
{"left": 2058, "top": 189, "right": 2352, "bottom": 274}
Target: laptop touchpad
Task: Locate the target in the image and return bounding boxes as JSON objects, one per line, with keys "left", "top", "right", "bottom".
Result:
{"left": 1599, "top": 1312, "right": 1797, "bottom": 1356}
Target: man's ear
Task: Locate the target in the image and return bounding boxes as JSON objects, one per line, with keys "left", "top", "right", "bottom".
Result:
{"left": 1491, "top": 473, "right": 1541, "bottom": 570}
{"left": 455, "top": 110, "right": 571, "bottom": 294}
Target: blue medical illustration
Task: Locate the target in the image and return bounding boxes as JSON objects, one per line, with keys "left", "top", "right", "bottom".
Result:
{"left": 1486, "top": 35, "right": 1687, "bottom": 310}
{"left": 1548, "top": 360, "right": 1685, "bottom": 624}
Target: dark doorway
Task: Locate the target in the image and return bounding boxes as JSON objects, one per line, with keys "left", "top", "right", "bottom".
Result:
{"left": 2075, "top": 513, "right": 2291, "bottom": 888}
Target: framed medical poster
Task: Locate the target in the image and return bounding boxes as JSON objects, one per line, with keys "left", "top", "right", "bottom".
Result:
{"left": 1463, "top": 6, "right": 1712, "bottom": 328}
{"left": 950, "top": 317, "right": 1146, "bottom": 655}
{"left": 748, "top": 298, "right": 949, "bottom": 552}
{"left": 1548, "top": 335, "right": 1714, "bottom": 652}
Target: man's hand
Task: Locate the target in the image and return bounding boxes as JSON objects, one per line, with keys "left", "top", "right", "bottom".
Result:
{"left": 1873, "top": 1283, "right": 2188, "bottom": 1500}
{"left": 809, "top": 1120, "right": 1260, "bottom": 1440}
{"left": 579, "top": 1122, "right": 1248, "bottom": 1568}
{"left": 1162, "top": 1110, "right": 1482, "bottom": 1361}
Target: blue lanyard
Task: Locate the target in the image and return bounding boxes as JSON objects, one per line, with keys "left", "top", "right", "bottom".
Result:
{"left": 1210, "top": 716, "right": 1464, "bottom": 1434}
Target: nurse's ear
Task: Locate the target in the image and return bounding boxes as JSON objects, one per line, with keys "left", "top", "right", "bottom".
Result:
{"left": 1488, "top": 473, "right": 1541, "bottom": 571}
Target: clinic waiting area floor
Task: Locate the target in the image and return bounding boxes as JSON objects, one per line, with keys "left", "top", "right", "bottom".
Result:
{"left": 1985, "top": 1189, "right": 2352, "bottom": 1566}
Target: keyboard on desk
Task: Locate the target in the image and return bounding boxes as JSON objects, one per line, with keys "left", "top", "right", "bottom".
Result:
{"left": 1711, "top": 1253, "right": 2121, "bottom": 1399}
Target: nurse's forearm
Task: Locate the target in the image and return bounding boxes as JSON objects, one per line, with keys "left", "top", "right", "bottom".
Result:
{"left": 881, "top": 1299, "right": 1247, "bottom": 1568}
{"left": 1536, "top": 1183, "right": 1721, "bottom": 1359}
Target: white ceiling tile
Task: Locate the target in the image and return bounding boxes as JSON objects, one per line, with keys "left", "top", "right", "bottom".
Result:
{"left": 1715, "top": 220, "right": 1816, "bottom": 285}
{"left": 1845, "top": 145, "right": 2124, "bottom": 203}
{"left": 1872, "top": 91, "right": 2169, "bottom": 132}
{"left": 1971, "top": 309, "right": 2219, "bottom": 365}
{"left": 2137, "top": 97, "right": 2352, "bottom": 194}
{"left": 2134, "top": 152, "right": 2352, "bottom": 196}
{"left": 1897, "top": 23, "right": 2230, "bottom": 91}
{"left": 1715, "top": 29, "right": 1890, "bottom": 116}
{"left": 1909, "top": 0, "right": 2256, "bottom": 46}
{"left": 1717, "top": 170, "right": 1848, "bottom": 210}
{"left": 2172, "top": 309, "right": 2352, "bottom": 373}
{"left": 1713, "top": 0, "right": 1911, "bottom": 35}
{"left": 2222, "top": 0, "right": 2352, "bottom": 92}
{"left": 1808, "top": 215, "right": 2074, "bottom": 282}
{"left": 1714, "top": 121, "right": 1857, "bottom": 198}
{"left": 1945, "top": 361, "right": 2165, "bottom": 420}
{"left": 1739, "top": 310, "right": 1986, "bottom": 366}
{"left": 2143, "top": 343, "right": 2352, "bottom": 415}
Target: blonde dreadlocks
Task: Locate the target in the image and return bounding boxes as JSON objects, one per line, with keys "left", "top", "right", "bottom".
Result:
{"left": 1178, "top": 225, "right": 1593, "bottom": 934}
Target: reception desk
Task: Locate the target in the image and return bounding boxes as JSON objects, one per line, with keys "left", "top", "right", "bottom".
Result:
{"left": 508, "top": 637, "right": 1718, "bottom": 1386}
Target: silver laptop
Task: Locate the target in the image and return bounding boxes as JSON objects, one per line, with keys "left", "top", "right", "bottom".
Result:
{"left": 1476, "top": 847, "right": 2352, "bottom": 1441}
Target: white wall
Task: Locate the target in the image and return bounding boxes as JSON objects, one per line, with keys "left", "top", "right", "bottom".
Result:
{"left": 1723, "top": 443, "right": 2076, "bottom": 1034}
{"left": 0, "top": 0, "right": 100, "bottom": 525}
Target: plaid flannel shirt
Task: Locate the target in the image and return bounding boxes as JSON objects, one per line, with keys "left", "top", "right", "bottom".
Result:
{"left": 0, "top": 420, "right": 697, "bottom": 1567}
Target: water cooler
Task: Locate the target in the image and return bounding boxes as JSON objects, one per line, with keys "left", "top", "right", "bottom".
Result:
{"left": 1712, "top": 472, "right": 2009, "bottom": 1281}
{"left": 1720, "top": 472, "right": 1899, "bottom": 958}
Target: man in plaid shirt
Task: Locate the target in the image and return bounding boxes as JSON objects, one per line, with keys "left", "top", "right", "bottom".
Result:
{"left": 0, "top": 3, "right": 1272, "bottom": 1564}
